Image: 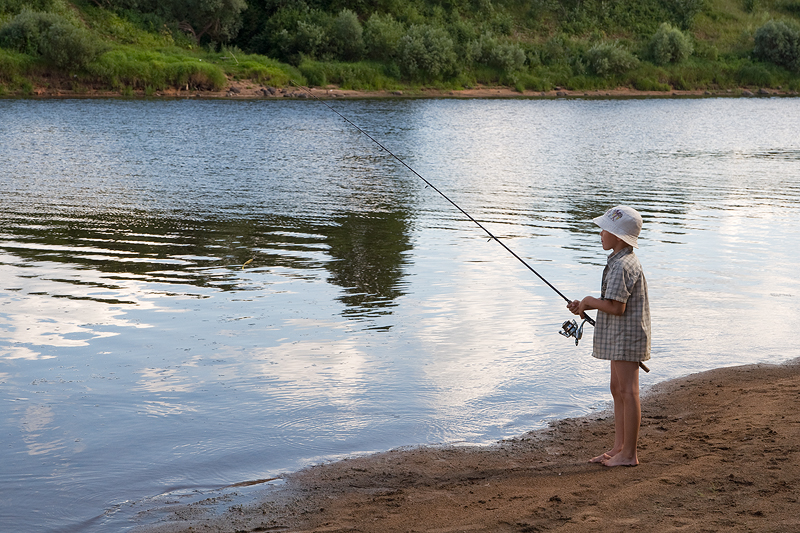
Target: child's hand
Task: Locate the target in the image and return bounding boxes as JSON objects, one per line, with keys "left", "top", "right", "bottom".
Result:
{"left": 567, "top": 299, "right": 582, "bottom": 316}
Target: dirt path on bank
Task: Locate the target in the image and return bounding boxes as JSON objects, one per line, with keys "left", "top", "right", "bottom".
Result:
{"left": 138, "top": 360, "right": 800, "bottom": 533}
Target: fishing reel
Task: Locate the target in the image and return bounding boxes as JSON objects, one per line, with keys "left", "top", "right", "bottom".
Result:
{"left": 559, "top": 318, "right": 588, "bottom": 346}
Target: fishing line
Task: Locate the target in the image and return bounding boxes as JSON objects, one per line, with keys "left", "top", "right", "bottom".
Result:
{"left": 290, "top": 82, "right": 649, "bottom": 372}
{"left": 292, "top": 83, "right": 570, "bottom": 303}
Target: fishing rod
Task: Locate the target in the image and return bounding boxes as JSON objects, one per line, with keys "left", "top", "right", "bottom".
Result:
{"left": 291, "top": 82, "right": 649, "bottom": 372}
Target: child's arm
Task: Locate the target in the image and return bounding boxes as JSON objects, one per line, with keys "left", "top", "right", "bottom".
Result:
{"left": 567, "top": 296, "right": 626, "bottom": 318}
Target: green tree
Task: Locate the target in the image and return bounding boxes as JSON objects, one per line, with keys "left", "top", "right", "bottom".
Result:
{"left": 754, "top": 19, "right": 800, "bottom": 72}
{"left": 648, "top": 22, "right": 693, "bottom": 65}
{"left": 330, "top": 9, "right": 363, "bottom": 61}
{"left": 468, "top": 33, "right": 526, "bottom": 72}
{"left": 99, "top": 0, "right": 247, "bottom": 43}
{"left": 0, "top": 9, "right": 102, "bottom": 69}
{"left": 171, "top": 0, "right": 248, "bottom": 42}
{"left": 363, "top": 12, "right": 404, "bottom": 61}
{"left": 397, "top": 23, "right": 458, "bottom": 79}
{"left": 585, "top": 42, "right": 639, "bottom": 77}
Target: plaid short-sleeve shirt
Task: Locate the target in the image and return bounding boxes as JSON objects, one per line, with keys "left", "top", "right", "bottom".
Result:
{"left": 592, "top": 246, "right": 651, "bottom": 362}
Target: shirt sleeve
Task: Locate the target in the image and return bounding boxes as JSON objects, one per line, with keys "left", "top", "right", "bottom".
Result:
{"left": 603, "top": 261, "right": 636, "bottom": 304}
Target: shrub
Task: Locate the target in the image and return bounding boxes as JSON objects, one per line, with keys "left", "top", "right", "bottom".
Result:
{"left": 0, "top": 9, "right": 102, "bottom": 69}
{"left": 0, "top": 0, "right": 56, "bottom": 15}
{"left": 753, "top": 20, "right": 800, "bottom": 72}
{"left": 330, "top": 9, "right": 364, "bottom": 61}
{"left": 672, "top": 0, "right": 705, "bottom": 30}
{"left": 744, "top": 0, "right": 759, "bottom": 13}
{"left": 0, "top": 9, "right": 62, "bottom": 56}
{"left": 89, "top": 48, "right": 227, "bottom": 90}
{"left": 294, "top": 19, "right": 328, "bottom": 59}
{"left": 363, "top": 13, "right": 404, "bottom": 61}
{"left": 782, "top": 1, "right": 800, "bottom": 16}
{"left": 251, "top": 7, "right": 331, "bottom": 64}
{"left": 511, "top": 71, "right": 549, "bottom": 91}
{"left": 468, "top": 34, "right": 526, "bottom": 72}
{"left": 298, "top": 59, "right": 395, "bottom": 89}
{"left": 168, "top": 61, "right": 227, "bottom": 90}
{"left": 0, "top": 46, "right": 32, "bottom": 80}
{"left": 566, "top": 74, "right": 604, "bottom": 90}
{"left": 585, "top": 42, "right": 639, "bottom": 77}
{"left": 736, "top": 63, "right": 774, "bottom": 85}
{"left": 39, "top": 21, "right": 103, "bottom": 69}
{"left": 542, "top": 34, "right": 571, "bottom": 65}
{"left": 633, "top": 77, "right": 670, "bottom": 91}
{"left": 238, "top": 60, "right": 291, "bottom": 85}
{"left": 648, "top": 22, "right": 694, "bottom": 65}
{"left": 397, "top": 24, "right": 457, "bottom": 79}
{"left": 447, "top": 17, "right": 479, "bottom": 47}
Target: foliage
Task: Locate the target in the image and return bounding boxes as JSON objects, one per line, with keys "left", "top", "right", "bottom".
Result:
{"left": 298, "top": 59, "right": 396, "bottom": 89}
{"left": 539, "top": 33, "right": 592, "bottom": 70}
{"left": 672, "top": 0, "right": 707, "bottom": 30}
{"left": 330, "top": 9, "right": 363, "bottom": 61}
{"left": 736, "top": 62, "right": 774, "bottom": 85}
{"left": 96, "top": 0, "right": 247, "bottom": 43}
{"left": 648, "top": 22, "right": 694, "bottom": 65}
{"left": 0, "top": 45, "right": 33, "bottom": 79}
{"left": 468, "top": 33, "right": 526, "bottom": 72}
{"left": 363, "top": 12, "right": 403, "bottom": 61}
{"left": 0, "top": 9, "right": 104, "bottom": 69}
{"left": 261, "top": 7, "right": 367, "bottom": 63}
{"left": 397, "top": 23, "right": 457, "bottom": 80}
{"left": 0, "top": 0, "right": 58, "bottom": 15}
{"left": 0, "top": 10, "right": 60, "bottom": 55}
{"left": 88, "top": 47, "right": 227, "bottom": 89}
{"left": 633, "top": 77, "right": 670, "bottom": 91}
{"left": 782, "top": 1, "right": 800, "bottom": 17}
{"left": 1, "top": 0, "right": 800, "bottom": 94}
{"left": 585, "top": 42, "right": 640, "bottom": 77}
{"left": 234, "top": 58, "right": 290, "bottom": 85}
{"left": 753, "top": 19, "right": 800, "bottom": 72}
{"left": 250, "top": 6, "right": 335, "bottom": 64}
{"left": 522, "top": 0, "right": 705, "bottom": 37}
{"left": 40, "top": 17, "right": 104, "bottom": 68}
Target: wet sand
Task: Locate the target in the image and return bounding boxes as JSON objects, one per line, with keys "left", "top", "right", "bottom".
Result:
{"left": 138, "top": 359, "right": 800, "bottom": 532}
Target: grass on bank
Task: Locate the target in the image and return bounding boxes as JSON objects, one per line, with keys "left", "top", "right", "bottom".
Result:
{"left": 0, "top": 0, "right": 799, "bottom": 95}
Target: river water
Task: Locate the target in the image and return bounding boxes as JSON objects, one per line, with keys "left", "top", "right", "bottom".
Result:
{"left": 1, "top": 96, "right": 799, "bottom": 532}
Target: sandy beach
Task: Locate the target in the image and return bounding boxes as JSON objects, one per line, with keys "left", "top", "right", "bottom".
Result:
{"left": 138, "top": 359, "right": 800, "bottom": 532}
{"left": 22, "top": 80, "right": 798, "bottom": 99}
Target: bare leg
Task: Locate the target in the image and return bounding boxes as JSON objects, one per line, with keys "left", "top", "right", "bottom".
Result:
{"left": 589, "top": 363, "right": 624, "bottom": 463}
{"left": 602, "top": 361, "right": 640, "bottom": 467}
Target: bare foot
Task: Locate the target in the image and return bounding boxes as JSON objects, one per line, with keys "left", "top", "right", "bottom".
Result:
{"left": 589, "top": 452, "right": 614, "bottom": 463}
{"left": 602, "top": 454, "right": 638, "bottom": 467}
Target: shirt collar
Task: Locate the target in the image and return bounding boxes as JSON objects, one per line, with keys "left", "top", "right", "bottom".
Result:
{"left": 607, "top": 246, "right": 634, "bottom": 264}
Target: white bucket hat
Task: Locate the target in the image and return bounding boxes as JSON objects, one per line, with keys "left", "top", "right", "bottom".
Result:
{"left": 592, "top": 205, "right": 642, "bottom": 248}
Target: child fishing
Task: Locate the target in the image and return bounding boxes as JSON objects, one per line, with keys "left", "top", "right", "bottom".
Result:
{"left": 567, "top": 206, "right": 651, "bottom": 467}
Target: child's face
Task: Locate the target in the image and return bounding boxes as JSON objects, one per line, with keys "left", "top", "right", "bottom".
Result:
{"left": 600, "top": 230, "right": 622, "bottom": 251}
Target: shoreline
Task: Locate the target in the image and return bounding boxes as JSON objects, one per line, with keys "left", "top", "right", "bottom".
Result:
{"left": 10, "top": 81, "right": 800, "bottom": 100}
{"left": 137, "top": 359, "right": 800, "bottom": 532}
